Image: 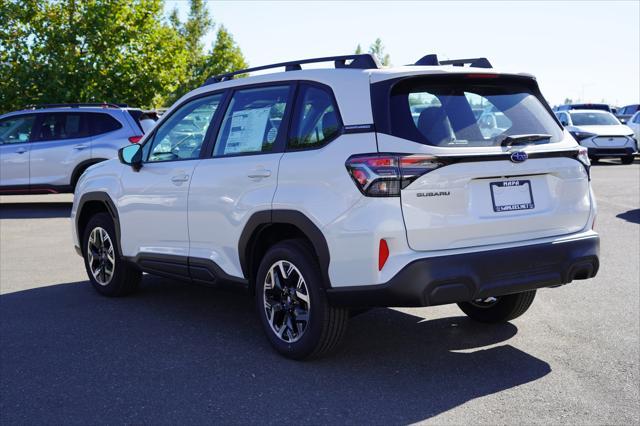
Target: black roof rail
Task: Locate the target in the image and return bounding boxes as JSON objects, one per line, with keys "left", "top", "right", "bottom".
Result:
{"left": 414, "top": 54, "right": 493, "bottom": 69}
{"left": 26, "top": 103, "right": 128, "bottom": 110}
{"left": 202, "top": 54, "right": 381, "bottom": 86}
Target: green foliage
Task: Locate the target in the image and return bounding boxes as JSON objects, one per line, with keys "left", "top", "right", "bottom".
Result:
{"left": 369, "top": 38, "right": 391, "bottom": 66}
{"left": 353, "top": 38, "right": 391, "bottom": 66}
{"left": 0, "top": 0, "right": 248, "bottom": 113}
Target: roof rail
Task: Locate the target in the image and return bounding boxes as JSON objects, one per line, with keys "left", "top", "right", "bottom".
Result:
{"left": 414, "top": 54, "right": 493, "bottom": 69}
{"left": 202, "top": 54, "right": 381, "bottom": 86}
{"left": 26, "top": 103, "right": 128, "bottom": 110}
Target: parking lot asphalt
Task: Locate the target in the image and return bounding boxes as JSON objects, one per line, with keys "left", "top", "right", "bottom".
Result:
{"left": 0, "top": 160, "right": 638, "bottom": 425}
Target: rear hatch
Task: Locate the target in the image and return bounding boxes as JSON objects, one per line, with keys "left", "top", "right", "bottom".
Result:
{"left": 370, "top": 73, "right": 592, "bottom": 251}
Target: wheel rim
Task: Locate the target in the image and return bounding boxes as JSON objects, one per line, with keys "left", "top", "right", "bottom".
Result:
{"left": 469, "top": 296, "right": 499, "bottom": 308}
{"left": 87, "top": 227, "right": 115, "bottom": 286}
{"left": 263, "top": 260, "right": 310, "bottom": 343}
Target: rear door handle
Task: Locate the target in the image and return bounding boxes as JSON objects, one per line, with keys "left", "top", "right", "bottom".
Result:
{"left": 74, "top": 144, "right": 88, "bottom": 150}
{"left": 16, "top": 147, "right": 27, "bottom": 154}
{"left": 171, "top": 174, "right": 190, "bottom": 184}
{"left": 247, "top": 168, "right": 272, "bottom": 179}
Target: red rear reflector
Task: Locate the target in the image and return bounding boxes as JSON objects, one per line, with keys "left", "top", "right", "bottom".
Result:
{"left": 128, "top": 136, "right": 143, "bottom": 143}
{"left": 378, "top": 239, "right": 389, "bottom": 271}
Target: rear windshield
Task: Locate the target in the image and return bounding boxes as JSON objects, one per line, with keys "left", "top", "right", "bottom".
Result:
{"left": 570, "top": 111, "right": 619, "bottom": 126}
{"left": 379, "top": 76, "right": 563, "bottom": 147}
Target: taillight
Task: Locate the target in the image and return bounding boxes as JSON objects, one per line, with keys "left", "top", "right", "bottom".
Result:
{"left": 128, "top": 135, "right": 143, "bottom": 143}
{"left": 576, "top": 146, "right": 591, "bottom": 167}
{"left": 346, "top": 153, "right": 444, "bottom": 197}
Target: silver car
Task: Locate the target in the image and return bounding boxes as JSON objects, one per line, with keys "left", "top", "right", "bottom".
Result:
{"left": 0, "top": 103, "right": 151, "bottom": 194}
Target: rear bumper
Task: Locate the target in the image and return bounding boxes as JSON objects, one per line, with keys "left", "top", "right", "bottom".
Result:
{"left": 588, "top": 147, "right": 635, "bottom": 157}
{"left": 327, "top": 234, "right": 600, "bottom": 307}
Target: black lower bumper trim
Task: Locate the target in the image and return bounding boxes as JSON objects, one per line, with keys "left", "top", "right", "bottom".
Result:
{"left": 327, "top": 235, "right": 599, "bottom": 308}
{"left": 588, "top": 147, "right": 635, "bottom": 157}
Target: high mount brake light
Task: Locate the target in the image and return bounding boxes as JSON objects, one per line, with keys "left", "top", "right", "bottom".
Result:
{"left": 345, "top": 154, "right": 445, "bottom": 197}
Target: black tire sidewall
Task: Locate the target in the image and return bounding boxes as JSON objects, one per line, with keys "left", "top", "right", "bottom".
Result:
{"left": 255, "top": 240, "right": 328, "bottom": 360}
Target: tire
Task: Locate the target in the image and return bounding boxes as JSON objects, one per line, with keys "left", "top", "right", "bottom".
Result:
{"left": 82, "top": 212, "right": 141, "bottom": 296}
{"left": 255, "top": 239, "right": 348, "bottom": 360}
{"left": 457, "top": 290, "right": 536, "bottom": 323}
{"left": 621, "top": 155, "right": 634, "bottom": 165}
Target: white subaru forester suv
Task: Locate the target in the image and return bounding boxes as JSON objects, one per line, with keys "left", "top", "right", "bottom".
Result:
{"left": 71, "top": 54, "right": 600, "bottom": 359}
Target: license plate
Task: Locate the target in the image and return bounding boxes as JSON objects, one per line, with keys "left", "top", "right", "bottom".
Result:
{"left": 490, "top": 180, "right": 535, "bottom": 212}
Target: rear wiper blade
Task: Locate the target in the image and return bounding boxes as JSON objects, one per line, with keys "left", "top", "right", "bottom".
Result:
{"left": 498, "top": 134, "right": 552, "bottom": 147}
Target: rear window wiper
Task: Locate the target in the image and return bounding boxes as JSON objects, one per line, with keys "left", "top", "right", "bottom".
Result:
{"left": 498, "top": 134, "right": 552, "bottom": 147}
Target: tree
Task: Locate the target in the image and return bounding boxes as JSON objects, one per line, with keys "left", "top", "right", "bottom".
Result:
{"left": 199, "top": 26, "right": 248, "bottom": 83}
{"left": 369, "top": 38, "right": 391, "bottom": 66}
{"left": 0, "top": 0, "right": 248, "bottom": 112}
{"left": 354, "top": 44, "right": 363, "bottom": 54}
{"left": 166, "top": 3, "right": 247, "bottom": 102}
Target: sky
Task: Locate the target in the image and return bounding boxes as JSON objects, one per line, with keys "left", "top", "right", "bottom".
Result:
{"left": 164, "top": 0, "right": 640, "bottom": 107}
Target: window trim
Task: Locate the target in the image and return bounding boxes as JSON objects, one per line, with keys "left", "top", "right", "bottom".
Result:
{"left": 205, "top": 81, "right": 296, "bottom": 159}
{"left": 286, "top": 81, "right": 344, "bottom": 152}
{"left": 142, "top": 90, "right": 229, "bottom": 164}
{"left": 0, "top": 113, "right": 38, "bottom": 145}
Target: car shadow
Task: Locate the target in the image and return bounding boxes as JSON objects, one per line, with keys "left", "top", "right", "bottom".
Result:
{"left": 616, "top": 208, "right": 640, "bottom": 224}
{"left": 0, "top": 276, "right": 551, "bottom": 424}
{"left": 0, "top": 202, "right": 72, "bottom": 219}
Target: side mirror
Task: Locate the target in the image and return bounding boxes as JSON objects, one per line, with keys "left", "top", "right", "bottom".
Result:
{"left": 118, "top": 144, "right": 142, "bottom": 171}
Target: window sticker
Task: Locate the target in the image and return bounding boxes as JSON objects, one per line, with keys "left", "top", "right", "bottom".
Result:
{"left": 224, "top": 107, "right": 271, "bottom": 154}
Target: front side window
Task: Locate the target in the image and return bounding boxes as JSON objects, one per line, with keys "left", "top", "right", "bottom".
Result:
{"left": 146, "top": 94, "right": 222, "bottom": 162}
{"left": 0, "top": 115, "right": 36, "bottom": 144}
{"left": 214, "top": 85, "right": 290, "bottom": 156}
{"left": 288, "top": 84, "right": 341, "bottom": 150}
{"left": 36, "top": 113, "right": 85, "bottom": 141}
{"left": 569, "top": 111, "right": 620, "bottom": 126}
{"left": 382, "top": 76, "right": 563, "bottom": 147}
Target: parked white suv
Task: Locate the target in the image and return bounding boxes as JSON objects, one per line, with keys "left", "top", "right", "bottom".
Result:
{"left": 71, "top": 54, "right": 600, "bottom": 359}
{"left": 0, "top": 103, "right": 147, "bottom": 194}
{"left": 556, "top": 109, "right": 637, "bottom": 164}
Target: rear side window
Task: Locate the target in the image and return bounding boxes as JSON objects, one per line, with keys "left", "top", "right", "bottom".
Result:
{"left": 86, "top": 113, "right": 123, "bottom": 136}
{"left": 375, "top": 76, "right": 563, "bottom": 147}
{"left": 214, "top": 85, "right": 291, "bottom": 156}
{"left": 0, "top": 115, "right": 36, "bottom": 144}
{"left": 288, "top": 84, "right": 341, "bottom": 150}
{"left": 35, "top": 113, "right": 86, "bottom": 141}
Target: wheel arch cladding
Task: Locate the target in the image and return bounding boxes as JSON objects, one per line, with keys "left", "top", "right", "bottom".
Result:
{"left": 76, "top": 192, "right": 122, "bottom": 255}
{"left": 71, "top": 158, "right": 108, "bottom": 187}
{"left": 239, "top": 210, "right": 332, "bottom": 289}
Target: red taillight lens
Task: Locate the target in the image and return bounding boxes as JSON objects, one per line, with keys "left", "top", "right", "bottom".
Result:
{"left": 346, "top": 154, "right": 444, "bottom": 197}
{"left": 378, "top": 239, "right": 389, "bottom": 271}
{"left": 128, "top": 135, "right": 143, "bottom": 143}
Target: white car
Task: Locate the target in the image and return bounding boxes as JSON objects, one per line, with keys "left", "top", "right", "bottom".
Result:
{"left": 71, "top": 54, "right": 600, "bottom": 359}
{"left": 0, "top": 104, "right": 149, "bottom": 194}
{"left": 556, "top": 109, "right": 637, "bottom": 164}
{"left": 627, "top": 111, "right": 640, "bottom": 144}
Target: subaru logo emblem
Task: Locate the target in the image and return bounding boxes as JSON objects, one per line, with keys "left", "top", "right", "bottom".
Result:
{"left": 510, "top": 151, "right": 528, "bottom": 163}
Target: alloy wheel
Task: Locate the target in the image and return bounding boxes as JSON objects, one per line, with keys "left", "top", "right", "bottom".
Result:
{"left": 87, "top": 227, "right": 115, "bottom": 286}
{"left": 263, "top": 260, "right": 311, "bottom": 343}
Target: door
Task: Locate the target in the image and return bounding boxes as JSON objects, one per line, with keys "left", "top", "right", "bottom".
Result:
{"left": 370, "top": 74, "right": 591, "bottom": 251}
{"left": 0, "top": 114, "right": 37, "bottom": 188}
{"left": 117, "top": 93, "right": 224, "bottom": 258}
{"left": 188, "top": 84, "right": 293, "bottom": 278}
{"left": 29, "top": 112, "right": 92, "bottom": 188}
